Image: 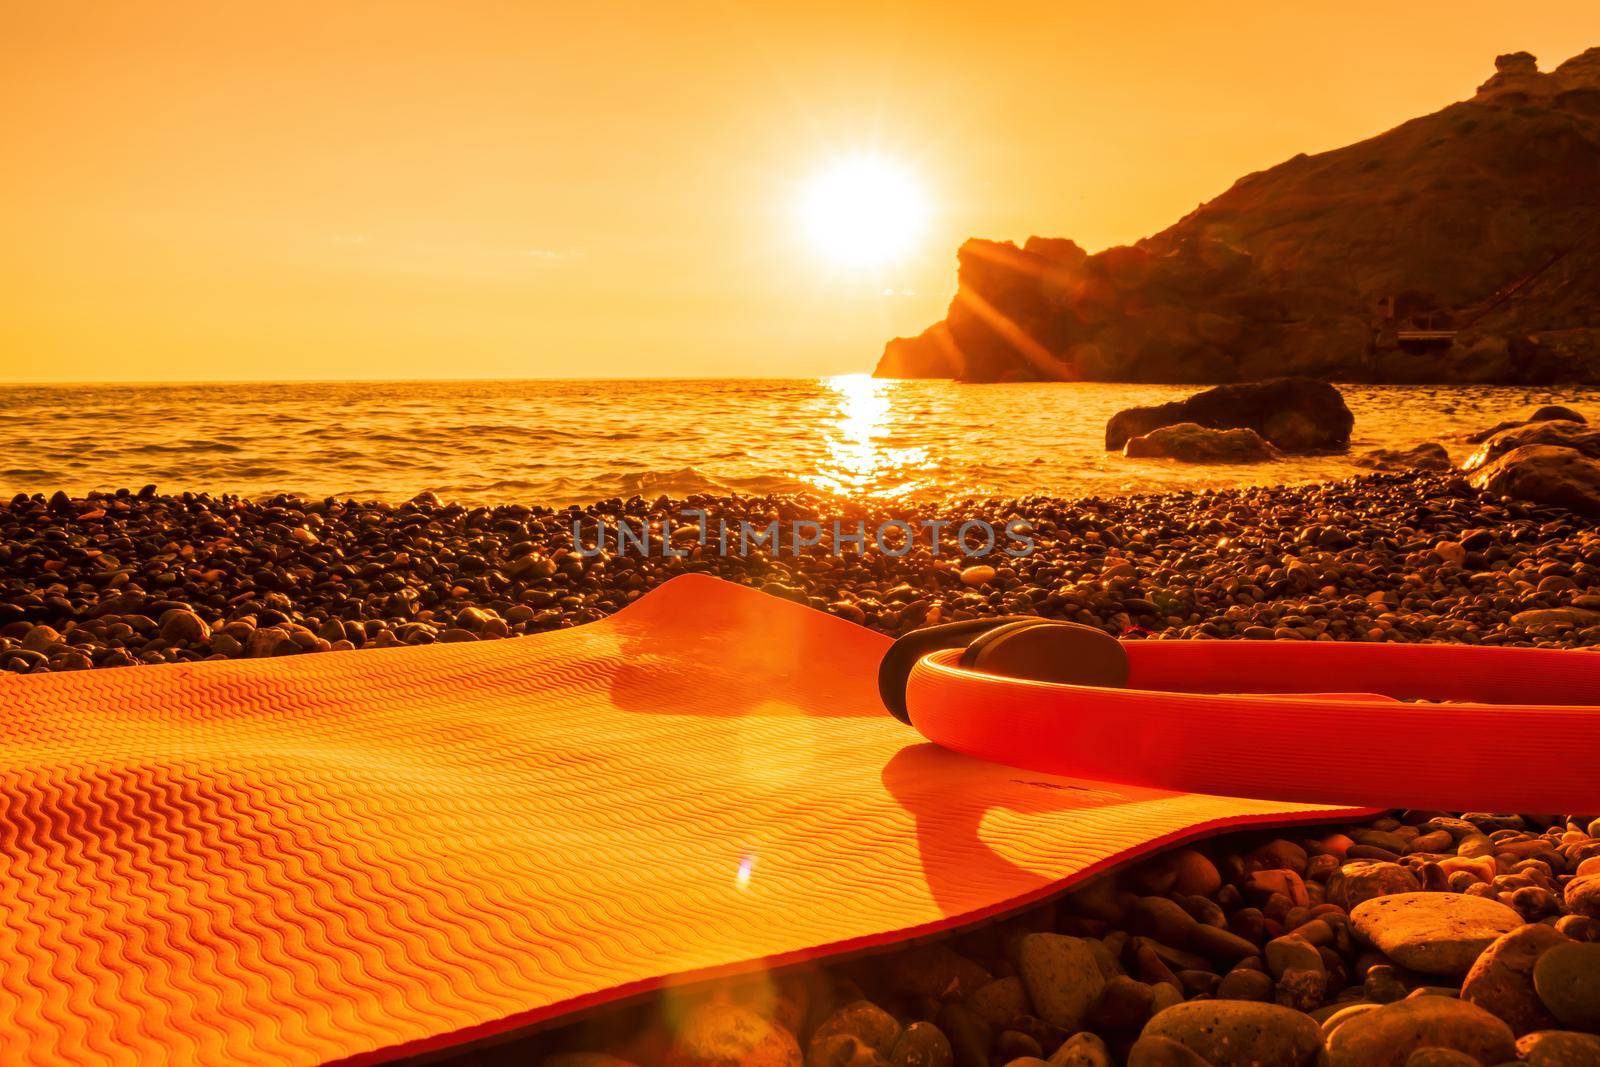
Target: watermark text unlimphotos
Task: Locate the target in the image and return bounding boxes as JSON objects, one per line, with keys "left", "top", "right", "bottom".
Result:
{"left": 569, "top": 509, "right": 1034, "bottom": 558}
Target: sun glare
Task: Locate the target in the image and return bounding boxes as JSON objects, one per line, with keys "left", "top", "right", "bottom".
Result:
{"left": 798, "top": 156, "right": 927, "bottom": 269}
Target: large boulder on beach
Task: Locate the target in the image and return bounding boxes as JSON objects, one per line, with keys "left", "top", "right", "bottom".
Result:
{"left": 1106, "top": 379, "right": 1353, "bottom": 453}
{"left": 1468, "top": 444, "right": 1600, "bottom": 519}
{"left": 1123, "top": 424, "right": 1280, "bottom": 464}
{"left": 1463, "top": 419, "right": 1600, "bottom": 470}
{"left": 1465, "top": 404, "right": 1588, "bottom": 443}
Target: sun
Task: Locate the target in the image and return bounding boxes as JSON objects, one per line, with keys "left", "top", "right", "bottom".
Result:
{"left": 798, "top": 155, "right": 928, "bottom": 269}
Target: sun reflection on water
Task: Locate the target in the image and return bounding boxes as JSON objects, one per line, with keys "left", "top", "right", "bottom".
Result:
{"left": 801, "top": 374, "right": 933, "bottom": 498}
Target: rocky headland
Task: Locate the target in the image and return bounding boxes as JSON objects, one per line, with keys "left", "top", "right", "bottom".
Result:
{"left": 876, "top": 49, "right": 1600, "bottom": 385}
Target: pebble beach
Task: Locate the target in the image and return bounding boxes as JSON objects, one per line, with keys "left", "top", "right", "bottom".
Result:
{"left": 4, "top": 465, "right": 1600, "bottom": 1065}
{"left": 4, "top": 468, "right": 1599, "bottom": 675}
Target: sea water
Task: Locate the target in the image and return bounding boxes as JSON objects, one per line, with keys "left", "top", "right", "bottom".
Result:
{"left": 3, "top": 377, "right": 1596, "bottom": 506}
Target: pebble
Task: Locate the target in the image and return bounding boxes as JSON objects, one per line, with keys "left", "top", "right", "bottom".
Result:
{"left": 1216, "top": 968, "right": 1274, "bottom": 1002}
{"left": 1351, "top": 892, "right": 1522, "bottom": 976}
{"left": 889, "top": 1023, "right": 953, "bottom": 1067}
{"left": 663, "top": 1002, "right": 801, "bottom": 1067}
{"left": 958, "top": 566, "right": 996, "bottom": 588}
{"left": 1569, "top": 875, "right": 1600, "bottom": 919}
{"left": 1517, "top": 1030, "right": 1600, "bottom": 1067}
{"left": 810, "top": 1035, "right": 886, "bottom": 1067}
{"left": 1323, "top": 997, "right": 1516, "bottom": 1067}
{"left": 159, "top": 608, "right": 210, "bottom": 643}
{"left": 884, "top": 946, "right": 990, "bottom": 1002}
{"left": 994, "top": 1033, "right": 1040, "bottom": 1062}
{"left": 1124, "top": 1035, "right": 1211, "bottom": 1066}
{"left": 966, "top": 977, "right": 1028, "bottom": 1029}
{"left": 1045, "top": 1033, "right": 1111, "bottom": 1067}
{"left": 1460, "top": 923, "right": 1570, "bottom": 1035}
{"left": 1086, "top": 975, "right": 1154, "bottom": 1031}
{"left": 1139, "top": 1000, "right": 1322, "bottom": 1066}
{"left": 1170, "top": 850, "right": 1223, "bottom": 897}
{"left": 1326, "top": 861, "right": 1421, "bottom": 911}
{"left": 935, "top": 1004, "right": 990, "bottom": 1067}
{"left": 1017, "top": 934, "right": 1104, "bottom": 1032}
{"left": 1533, "top": 942, "right": 1600, "bottom": 1031}
{"left": 810, "top": 1002, "right": 902, "bottom": 1060}
{"left": 1401, "top": 1049, "right": 1481, "bottom": 1067}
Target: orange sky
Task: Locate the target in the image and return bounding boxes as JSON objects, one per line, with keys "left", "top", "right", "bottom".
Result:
{"left": 2, "top": 3, "right": 1598, "bottom": 382}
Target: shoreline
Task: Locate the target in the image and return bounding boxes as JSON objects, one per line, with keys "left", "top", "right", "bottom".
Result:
{"left": 4, "top": 470, "right": 1598, "bottom": 675}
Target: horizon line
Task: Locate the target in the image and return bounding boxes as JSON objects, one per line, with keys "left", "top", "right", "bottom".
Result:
{"left": 0, "top": 373, "right": 871, "bottom": 388}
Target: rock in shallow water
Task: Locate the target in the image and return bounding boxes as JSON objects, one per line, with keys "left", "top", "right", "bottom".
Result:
{"left": 1123, "top": 424, "right": 1280, "bottom": 464}
{"left": 1104, "top": 378, "right": 1354, "bottom": 453}
{"left": 1351, "top": 891, "right": 1522, "bottom": 976}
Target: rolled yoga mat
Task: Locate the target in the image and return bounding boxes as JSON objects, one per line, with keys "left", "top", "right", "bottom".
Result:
{"left": 0, "top": 574, "right": 1401, "bottom": 1065}
{"left": 906, "top": 631, "right": 1600, "bottom": 813}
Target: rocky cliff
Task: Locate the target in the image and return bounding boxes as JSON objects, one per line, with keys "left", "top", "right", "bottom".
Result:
{"left": 876, "top": 49, "right": 1600, "bottom": 384}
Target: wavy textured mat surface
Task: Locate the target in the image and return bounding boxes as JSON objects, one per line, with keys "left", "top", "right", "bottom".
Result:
{"left": 0, "top": 574, "right": 1364, "bottom": 1066}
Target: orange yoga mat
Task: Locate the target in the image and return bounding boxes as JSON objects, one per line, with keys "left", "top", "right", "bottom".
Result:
{"left": 0, "top": 574, "right": 1364, "bottom": 1066}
